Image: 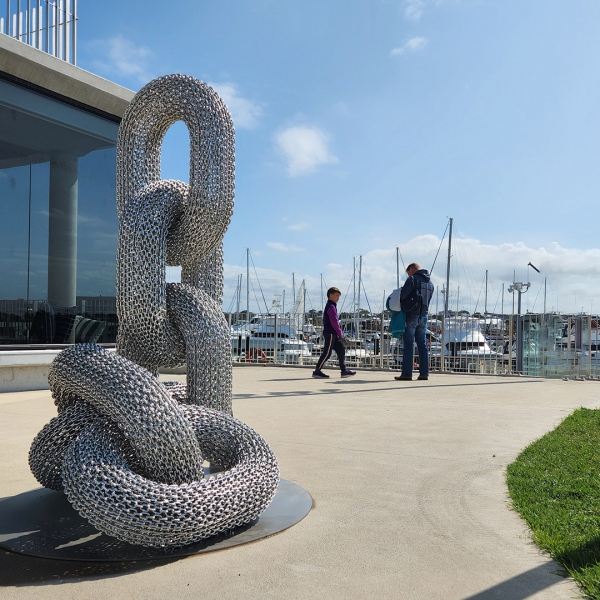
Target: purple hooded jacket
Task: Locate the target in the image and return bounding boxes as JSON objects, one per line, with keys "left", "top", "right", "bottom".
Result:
{"left": 323, "top": 299, "right": 343, "bottom": 337}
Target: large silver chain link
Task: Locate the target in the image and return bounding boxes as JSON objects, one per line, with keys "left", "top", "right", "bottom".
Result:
{"left": 28, "top": 75, "right": 280, "bottom": 548}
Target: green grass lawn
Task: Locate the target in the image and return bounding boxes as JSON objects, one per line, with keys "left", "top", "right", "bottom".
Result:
{"left": 507, "top": 408, "right": 600, "bottom": 599}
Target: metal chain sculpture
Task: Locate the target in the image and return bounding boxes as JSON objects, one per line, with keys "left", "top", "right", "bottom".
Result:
{"left": 28, "top": 75, "right": 280, "bottom": 548}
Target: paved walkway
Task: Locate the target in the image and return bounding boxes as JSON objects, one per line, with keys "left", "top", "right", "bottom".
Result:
{"left": 1, "top": 366, "right": 598, "bottom": 599}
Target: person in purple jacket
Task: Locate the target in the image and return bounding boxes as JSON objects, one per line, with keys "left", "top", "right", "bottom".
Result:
{"left": 312, "top": 287, "right": 356, "bottom": 379}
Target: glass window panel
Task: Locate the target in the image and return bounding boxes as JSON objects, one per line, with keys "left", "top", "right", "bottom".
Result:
{"left": 28, "top": 162, "right": 50, "bottom": 301}
{"left": 76, "top": 147, "right": 118, "bottom": 298}
{"left": 0, "top": 165, "right": 30, "bottom": 300}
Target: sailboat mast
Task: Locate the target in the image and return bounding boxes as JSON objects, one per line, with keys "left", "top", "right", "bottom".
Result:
{"left": 357, "top": 255, "right": 362, "bottom": 338}
{"left": 353, "top": 257, "right": 356, "bottom": 335}
{"left": 444, "top": 218, "right": 453, "bottom": 318}
{"left": 303, "top": 280, "right": 306, "bottom": 326}
{"left": 236, "top": 274, "right": 241, "bottom": 323}
{"left": 246, "top": 248, "right": 250, "bottom": 320}
{"left": 320, "top": 273, "right": 324, "bottom": 313}
{"left": 396, "top": 247, "right": 400, "bottom": 289}
{"left": 485, "top": 269, "right": 488, "bottom": 315}
{"left": 544, "top": 278, "right": 547, "bottom": 314}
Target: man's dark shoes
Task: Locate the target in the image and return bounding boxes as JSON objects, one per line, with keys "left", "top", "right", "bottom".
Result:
{"left": 417, "top": 375, "right": 428, "bottom": 380}
{"left": 394, "top": 375, "right": 412, "bottom": 381}
{"left": 341, "top": 370, "right": 356, "bottom": 378}
{"left": 312, "top": 370, "right": 330, "bottom": 379}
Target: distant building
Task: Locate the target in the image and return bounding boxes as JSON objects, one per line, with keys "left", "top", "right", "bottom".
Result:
{"left": 0, "top": 2, "right": 134, "bottom": 346}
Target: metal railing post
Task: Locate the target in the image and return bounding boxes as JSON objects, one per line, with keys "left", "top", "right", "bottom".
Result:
{"left": 273, "top": 313, "right": 278, "bottom": 364}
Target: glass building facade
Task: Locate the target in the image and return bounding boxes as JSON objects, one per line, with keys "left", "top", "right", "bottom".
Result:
{"left": 0, "top": 75, "right": 121, "bottom": 345}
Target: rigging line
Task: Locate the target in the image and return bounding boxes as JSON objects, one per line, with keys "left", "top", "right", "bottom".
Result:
{"left": 456, "top": 239, "right": 476, "bottom": 305}
{"left": 456, "top": 239, "right": 477, "bottom": 313}
{"left": 472, "top": 272, "right": 486, "bottom": 315}
{"left": 385, "top": 248, "right": 398, "bottom": 289}
{"left": 249, "top": 252, "right": 270, "bottom": 313}
{"left": 361, "top": 278, "right": 373, "bottom": 316}
{"left": 223, "top": 254, "right": 246, "bottom": 297}
{"left": 305, "top": 289, "right": 316, "bottom": 313}
{"left": 490, "top": 286, "right": 501, "bottom": 315}
{"left": 430, "top": 220, "right": 450, "bottom": 275}
{"left": 225, "top": 287, "right": 237, "bottom": 313}
{"left": 530, "top": 279, "right": 544, "bottom": 313}
{"left": 330, "top": 261, "right": 354, "bottom": 314}
{"left": 338, "top": 265, "right": 355, "bottom": 314}
{"left": 454, "top": 237, "right": 476, "bottom": 297}
{"left": 363, "top": 268, "right": 379, "bottom": 311}
{"left": 397, "top": 247, "right": 407, "bottom": 272}
{"left": 249, "top": 277, "right": 262, "bottom": 316}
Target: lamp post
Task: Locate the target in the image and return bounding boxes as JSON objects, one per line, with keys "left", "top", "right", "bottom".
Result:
{"left": 508, "top": 281, "right": 530, "bottom": 374}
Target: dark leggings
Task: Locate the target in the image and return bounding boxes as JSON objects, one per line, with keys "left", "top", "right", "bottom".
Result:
{"left": 316, "top": 333, "right": 346, "bottom": 372}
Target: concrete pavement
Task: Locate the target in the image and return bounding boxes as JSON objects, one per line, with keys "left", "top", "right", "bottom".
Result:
{"left": 1, "top": 366, "right": 597, "bottom": 599}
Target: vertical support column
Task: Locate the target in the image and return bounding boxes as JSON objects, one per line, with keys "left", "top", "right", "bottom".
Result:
{"left": 48, "top": 154, "right": 78, "bottom": 307}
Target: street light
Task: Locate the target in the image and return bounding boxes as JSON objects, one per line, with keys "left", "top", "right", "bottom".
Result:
{"left": 508, "top": 281, "right": 530, "bottom": 315}
{"left": 508, "top": 264, "right": 541, "bottom": 374}
{"left": 508, "top": 282, "right": 530, "bottom": 374}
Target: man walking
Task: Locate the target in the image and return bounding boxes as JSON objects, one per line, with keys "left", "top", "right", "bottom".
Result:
{"left": 312, "top": 287, "right": 356, "bottom": 379}
{"left": 395, "top": 263, "right": 434, "bottom": 381}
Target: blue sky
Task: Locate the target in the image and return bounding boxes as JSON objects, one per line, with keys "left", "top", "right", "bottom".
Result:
{"left": 78, "top": 0, "right": 600, "bottom": 315}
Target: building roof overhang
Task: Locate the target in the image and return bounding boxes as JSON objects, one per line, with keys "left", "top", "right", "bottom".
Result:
{"left": 0, "top": 32, "right": 135, "bottom": 121}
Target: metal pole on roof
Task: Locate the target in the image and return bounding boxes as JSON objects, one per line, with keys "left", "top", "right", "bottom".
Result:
{"left": 36, "top": 0, "right": 40, "bottom": 48}
{"left": 62, "top": 0, "right": 66, "bottom": 62}
{"left": 45, "top": 0, "right": 49, "bottom": 52}
{"left": 26, "top": 0, "right": 30, "bottom": 44}
{"left": 54, "top": 0, "right": 58, "bottom": 58}
{"left": 72, "top": 0, "right": 76, "bottom": 64}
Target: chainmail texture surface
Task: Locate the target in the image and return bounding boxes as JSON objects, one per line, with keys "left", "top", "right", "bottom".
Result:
{"left": 116, "top": 74, "right": 234, "bottom": 412}
{"left": 28, "top": 75, "right": 280, "bottom": 548}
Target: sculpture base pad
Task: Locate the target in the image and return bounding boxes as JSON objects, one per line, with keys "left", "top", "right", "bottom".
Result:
{"left": 0, "top": 478, "right": 311, "bottom": 561}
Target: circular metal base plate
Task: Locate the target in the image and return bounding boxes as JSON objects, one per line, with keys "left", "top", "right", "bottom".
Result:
{"left": 0, "top": 479, "right": 311, "bottom": 561}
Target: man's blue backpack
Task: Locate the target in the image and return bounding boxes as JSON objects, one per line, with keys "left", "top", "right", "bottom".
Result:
{"left": 401, "top": 277, "right": 433, "bottom": 315}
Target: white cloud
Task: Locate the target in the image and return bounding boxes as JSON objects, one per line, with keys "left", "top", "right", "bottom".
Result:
{"left": 223, "top": 236, "right": 600, "bottom": 315}
{"left": 404, "top": 0, "right": 425, "bottom": 20}
{"left": 89, "top": 35, "right": 155, "bottom": 85}
{"left": 287, "top": 222, "right": 310, "bottom": 231}
{"left": 274, "top": 126, "right": 338, "bottom": 177}
{"left": 391, "top": 37, "right": 428, "bottom": 56}
{"left": 208, "top": 82, "right": 262, "bottom": 129}
{"left": 267, "top": 242, "right": 305, "bottom": 252}
{"left": 355, "top": 237, "right": 600, "bottom": 314}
